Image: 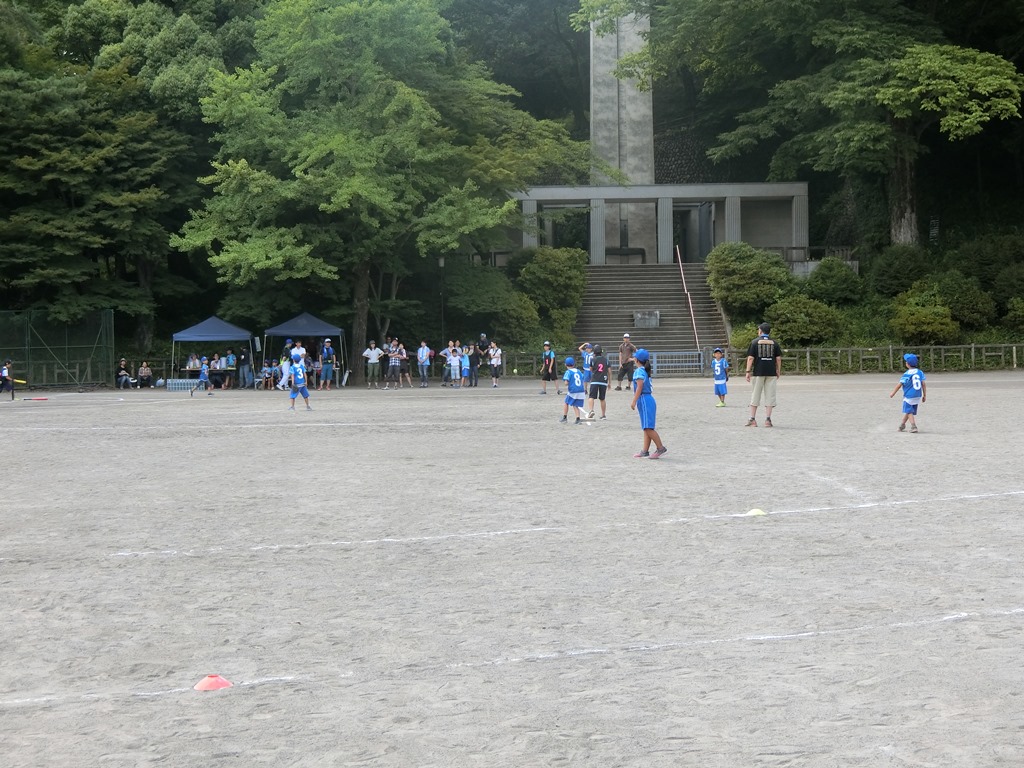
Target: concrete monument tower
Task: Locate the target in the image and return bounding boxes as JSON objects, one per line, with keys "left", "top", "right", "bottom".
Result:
{"left": 590, "top": 15, "right": 657, "bottom": 264}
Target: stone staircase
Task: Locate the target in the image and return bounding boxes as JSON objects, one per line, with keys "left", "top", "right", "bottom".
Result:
{"left": 573, "top": 263, "right": 729, "bottom": 360}
{"left": 680, "top": 263, "right": 729, "bottom": 350}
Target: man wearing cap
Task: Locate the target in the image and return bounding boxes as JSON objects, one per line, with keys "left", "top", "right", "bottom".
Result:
{"left": 318, "top": 338, "right": 337, "bottom": 390}
{"left": 615, "top": 334, "right": 637, "bottom": 391}
{"left": 745, "top": 323, "right": 782, "bottom": 427}
{"left": 539, "top": 341, "right": 559, "bottom": 394}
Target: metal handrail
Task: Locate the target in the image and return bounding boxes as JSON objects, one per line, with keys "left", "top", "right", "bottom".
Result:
{"left": 675, "top": 246, "right": 701, "bottom": 351}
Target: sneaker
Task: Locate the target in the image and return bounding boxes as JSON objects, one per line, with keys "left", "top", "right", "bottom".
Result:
{"left": 600, "top": 415, "right": 606, "bottom": 420}
{"left": 910, "top": 425, "right": 918, "bottom": 433}
{"left": 650, "top": 446, "right": 668, "bottom": 459}
{"left": 492, "top": 384, "right": 498, "bottom": 388}
{"left": 557, "top": 390, "right": 562, "bottom": 395}
{"left": 574, "top": 417, "right": 581, "bottom": 425}
{"left": 745, "top": 418, "right": 757, "bottom": 427}
{"left": 207, "top": 392, "right": 214, "bottom": 396}
{"left": 306, "top": 405, "right": 313, "bottom": 411}
{"left": 764, "top": 418, "right": 773, "bottom": 428}
{"left": 587, "top": 411, "right": 595, "bottom": 419}
{"left": 898, "top": 423, "right": 906, "bottom": 432}
{"left": 383, "top": 386, "right": 389, "bottom": 390}
{"left": 559, "top": 416, "right": 567, "bottom": 423}
{"left": 288, "top": 405, "right": 294, "bottom": 410}
{"left": 633, "top": 451, "right": 650, "bottom": 458}
{"left": 614, "top": 386, "right": 622, "bottom": 391}
{"left": 715, "top": 401, "right": 726, "bottom": 408}
{"left": 189, "top": 389, "right": 194, "bottom": 397}
{"left": 539, "top": 390, "right": 546, "bottom": 394}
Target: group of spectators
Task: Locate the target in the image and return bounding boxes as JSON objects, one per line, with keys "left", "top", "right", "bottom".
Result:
{"left": 115, "top": 358, "right": 154, "bottom": 388}
{"left": 362, "top": 334, "right": 504, "bottom": 390}
{"left": 184, "top": 347, "right": 253, "bottom": 389}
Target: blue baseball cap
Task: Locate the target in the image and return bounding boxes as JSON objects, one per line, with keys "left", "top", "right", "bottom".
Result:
{"left": 713, "top": 347, "right": 724, "bottom": 353}
{"left": 564, "top": 356, "right": 575, "bottom": 366}
{"left": 285, "top": 338, "right": 293, "bottom": 344}
{"left": 635, "top": 348, "right": 649, "bottom": 363}
{"left": 903, "top": 353, "right": 919, "bottom": 367}
{"left": 291, "top": 352, "right": 301, "bottom": 361}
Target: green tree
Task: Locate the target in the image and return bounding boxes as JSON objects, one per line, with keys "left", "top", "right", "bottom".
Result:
{"left": 575, "top": 0, "right": 1024, "bottom": 245}
{"left": 444, "top": 0, "right": 589, "bottom": 136}
{"left": 173, "top": 0, "right": 588, "bottom": 382}
{"left": 514, "top": 246, "right": 588, "bottom": 338}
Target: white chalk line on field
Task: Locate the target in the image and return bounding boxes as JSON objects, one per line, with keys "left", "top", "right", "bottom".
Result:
{"left": 108, "top": 527, "right": 565, "bottom": 559}
{"left": 661, "top": 489, "right": 1024, "bottom": 523}
{"left": 0, "top": 676, "right": 298, "bottom": 708}
{"left": 104, "top": 489, "right": 1024, "bottom": 560}
{"left": 447, "top": 606, "right": 1024, "bottom": 670}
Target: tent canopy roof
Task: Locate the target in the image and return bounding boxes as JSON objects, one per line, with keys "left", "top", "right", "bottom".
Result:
{"left": 264, "top": 312, "right": 343, "bottom": 339}
{"left": 172, "top": 316, "right": 252, "bottom": 342}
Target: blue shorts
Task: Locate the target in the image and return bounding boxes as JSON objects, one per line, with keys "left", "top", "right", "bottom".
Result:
{"left": 902, "top": 401, "right": 919, "bottom": 415}
{"left": 714, "top": 383, "right": 727, "bottom": 396}
{"left": 321, "top": 363, "right": 334, "bottom": 380}
{"left": 564, "top": 394, "right": 584, "bottom": 407}
{"left": 636, "top": 394, "right": 657, "bottom": 430}
{"left": 461, "top": 367, "right": 469, "bottom": 377}
{"left": 290, "top": 386, "right": 309, "bottom": 399}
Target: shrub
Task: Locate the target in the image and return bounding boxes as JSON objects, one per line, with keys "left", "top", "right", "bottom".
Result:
{"left": 944, "top": 233, "right": 1024, "bottom": 291}
{"left": 803, "top": 257, "right": 863, "bottom": 306}
{"left": 867, "top": 244, "right": 933, "bottom": 296}
{"left": 765, "top": 295, "right": 843, "bottom": 346}
{"left": 834, "top": 299, "right": 897, "bottom": 346}
{"left": 729, "top": 322, "right": 760, "bottom": 353}
{"left": 494, "top": 291, "right": 540, "bottom": 347}
{"left": 931, "top": 270, "right": 996, "bottom": 329}
{"left": 992, "top": 263, "right": 1024, "bottom": 311}
{"left": 1003, "top": 297, "right": 1024, "bottom": 334}
{"left": 705, "top": 242, "right": 796, "bottom": 320}
{"left": 889, "top": 283, "right": 960, "bottom": 344}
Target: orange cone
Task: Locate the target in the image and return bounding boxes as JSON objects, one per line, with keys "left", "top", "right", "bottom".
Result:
{"left": 194, "top": 674, "right": 233, "bottom": 691}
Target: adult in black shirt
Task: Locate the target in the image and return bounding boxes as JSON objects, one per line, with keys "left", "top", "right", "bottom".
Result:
{"left": 744, "top": 323, "right": 782, "bottom": 427}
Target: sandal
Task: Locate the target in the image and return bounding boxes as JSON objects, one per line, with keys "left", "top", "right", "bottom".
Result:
{"left": 745, "top": 418, "right": 757, "bottom": 427}
{"left": 764, "top": 418, "right": 773, "bottom": 428}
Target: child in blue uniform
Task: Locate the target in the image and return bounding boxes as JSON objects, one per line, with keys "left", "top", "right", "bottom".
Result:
{"left": 631, "top": 349, "right": 666, "bottom": 458}
{"left": 560, "top": 357, "right": 585, "bottom": 424}
{"left": 288, "top": 352, "right": 312, "bottom": 410}
{"left": 890, "top": 353, "right": 926, "bottom": 432}
{"left": 190, "top": 356, "right": 213, "bottom": 396}
{"left": 711, "top": 347, "right": 729, "bottom": 407}
{"left": 577, "top": 342, "right": 594, "bottom": 385}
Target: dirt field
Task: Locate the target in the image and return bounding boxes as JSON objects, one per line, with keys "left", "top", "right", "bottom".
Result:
{"left": 2, "top": 371, "right": 1022, "bottom": 767}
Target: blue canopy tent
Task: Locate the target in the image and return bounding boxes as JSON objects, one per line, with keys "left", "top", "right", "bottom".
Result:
{"left": 264, "top": 312, "right": 347, "bottom": 387}
{"left": 171, "top": 316, "right": 256, "bottom": 388}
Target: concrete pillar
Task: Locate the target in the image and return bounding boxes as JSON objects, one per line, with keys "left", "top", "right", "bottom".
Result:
{"left": 591, "top": 16, "right": 656, "bottom": 262}
{"left": 589, "top": 199, "right": 606, "bottom": 265}
{"left": 522, "top": 199, "right": 539, "bottom": 248}
{"left": 792, "top": 194, "right": 809, "bottom": 247}
{"left": 657, "top": 197, "right": 673, "bottom": 264}
{"left": 724, "top": 196, "right": 742, "bottom": 242}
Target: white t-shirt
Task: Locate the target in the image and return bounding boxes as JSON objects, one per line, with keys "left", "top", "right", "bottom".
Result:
{"left": 489, "top": 347, "right": 502, "bottom": 367}
{"left": 363, "top": 347, "right": 384, "bottom": 364}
